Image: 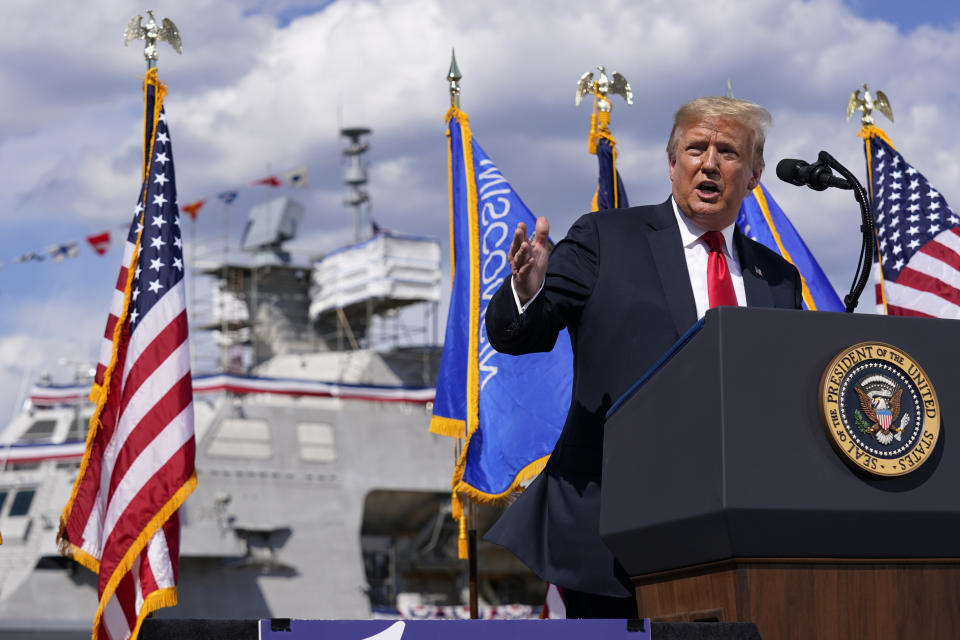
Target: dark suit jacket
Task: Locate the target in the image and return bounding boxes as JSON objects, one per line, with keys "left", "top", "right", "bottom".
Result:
{"left": 483, "top": 198, "right": 802, "bottom": 597}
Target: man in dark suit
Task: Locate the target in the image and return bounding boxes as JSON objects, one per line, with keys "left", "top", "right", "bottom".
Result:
{"left": 483, "top": 97, "right": 802, "bottom": 618}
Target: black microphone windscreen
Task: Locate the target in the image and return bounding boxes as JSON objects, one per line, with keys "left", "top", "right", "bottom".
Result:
{"left": 776, "top": 159, "right": 806, "bottom": 185}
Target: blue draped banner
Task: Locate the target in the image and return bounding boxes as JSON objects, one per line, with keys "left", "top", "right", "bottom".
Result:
{"left": 431, "top": 108, "right": 571, "bottom": 511}
{"left": 737, "top": 183, "right": 843, "bottom": 311}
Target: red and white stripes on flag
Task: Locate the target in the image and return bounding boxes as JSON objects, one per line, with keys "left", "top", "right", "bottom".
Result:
{"left": 58, "top": 68, "right": 195, "bottom": 640}
{"left": 91, "top": 231, "right": 138, "bottom": 392}
{"left": 882, "top": 228, "right": 960, "bottom": 316}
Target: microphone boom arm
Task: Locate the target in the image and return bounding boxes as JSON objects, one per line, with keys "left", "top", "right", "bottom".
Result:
{"left": 816, "top": 150, "right": 874, "bottom": 313}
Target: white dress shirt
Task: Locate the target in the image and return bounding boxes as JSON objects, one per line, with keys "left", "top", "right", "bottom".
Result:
{"left": 670, "top": 197, "right": 746, "bottom": 319}
{"left": 512, "top": 197, "right": 746, "bottom": 318}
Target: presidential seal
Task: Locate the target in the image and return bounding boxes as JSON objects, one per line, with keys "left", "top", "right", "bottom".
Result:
{"left": 819, "top": 342, "right": 940, "bottom": 477}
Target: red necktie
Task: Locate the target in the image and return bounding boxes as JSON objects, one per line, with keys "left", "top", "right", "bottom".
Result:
{"left": 701, "top": 231, "right": 738, "bottom": 308}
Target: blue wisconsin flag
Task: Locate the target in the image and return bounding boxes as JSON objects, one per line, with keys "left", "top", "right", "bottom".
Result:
{"left": 737, "top": 183, "right": 843, "bottom": 311}
{"left": 431, "top": 108, "right": 572, "bottom": 523}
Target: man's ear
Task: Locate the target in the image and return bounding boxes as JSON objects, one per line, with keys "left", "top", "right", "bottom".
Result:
{"left": 747, "top": 168, "right": 761, "bottom": 191}
{"left": 668, "top": 153, "right": 677, "bottom": 182}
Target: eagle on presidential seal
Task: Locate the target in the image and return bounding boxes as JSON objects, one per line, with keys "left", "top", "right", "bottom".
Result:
{"left": 854, "top": 375, "right": 910, "bottom": 445}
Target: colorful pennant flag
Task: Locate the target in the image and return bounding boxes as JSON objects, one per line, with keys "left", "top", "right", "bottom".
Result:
{"left": 57, "top": 68, "right": 196, "bottom": 640}
{"left": 861, "top": 125, "right": 960, "bottom": 317}
{"left": 47, "top": 242, "right": 79, "bottom": 262}
{"left": 251, "top": 174, "right": 282, "bottom": 187}
{"left": 14, "top": 252, "right": 44, "bottom": 263}
{"left": 284, "top": 166, "right": 309, "bottom": 188}
{"left": 737, "top": 183, "right": 844, "bottom": 311}
{"left": 86, "top": 231, "right": 112, "bottom": 255}
{"left": 431, "top": 107, "right": 572, "bottom": 552}
{"left": 181, "top": 199, "right": 206, "bottom": 220}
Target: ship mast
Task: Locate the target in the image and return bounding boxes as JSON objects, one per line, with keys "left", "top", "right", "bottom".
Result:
{"left": 341, "top": 128, "right": 372, "bottom": 243}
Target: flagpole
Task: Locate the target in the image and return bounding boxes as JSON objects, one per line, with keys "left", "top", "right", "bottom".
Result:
{"left": 446, "top": 48, "right": 480, "bottom": 620}
{"left": 847, "top": 84, "right": 894, "bottom": 315}
{"left": 468, "top": 499, "right": 478, "bottom": 618}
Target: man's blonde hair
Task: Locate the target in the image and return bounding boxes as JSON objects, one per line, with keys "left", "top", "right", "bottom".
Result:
{"left": 666, "top": 96, "right": 772, "bottom": 172}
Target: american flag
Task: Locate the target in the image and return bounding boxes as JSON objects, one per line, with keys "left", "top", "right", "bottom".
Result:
{"left": 58, "top": 70, "right": 196, "bottom": 640}
{"left": 868, "top": 132, "right": 960, "bottom": 317}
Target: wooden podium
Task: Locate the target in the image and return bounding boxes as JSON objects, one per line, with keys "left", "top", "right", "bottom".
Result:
{"left": 600, "top": 308, "right": 960, "bottom": 639}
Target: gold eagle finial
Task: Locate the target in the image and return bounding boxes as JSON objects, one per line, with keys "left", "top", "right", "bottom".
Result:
{"left": 846, "top": 83, "right": 893, "bottom": 126}
{"left": 575, "top": 65, "right": 632, "bottom": 113}
{"left": 124, "top": 10, "right": 182, "bottom": 65}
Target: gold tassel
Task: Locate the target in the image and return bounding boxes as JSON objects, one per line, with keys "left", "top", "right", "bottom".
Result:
{"left": 597, "top": 110, "right": 611, "bottom": 134}
{"left": 458, "top": 511, "right": 469, "bottom": 560}
{"left": 451, "top": 488, "right": 463, "bottom": 520}
{"left": 856, "top": 123, "right": 897, "bottom": 151}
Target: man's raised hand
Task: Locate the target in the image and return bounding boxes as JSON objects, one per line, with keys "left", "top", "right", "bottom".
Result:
{"left": 509, "top": 216, "right": 550, "bottom": 305}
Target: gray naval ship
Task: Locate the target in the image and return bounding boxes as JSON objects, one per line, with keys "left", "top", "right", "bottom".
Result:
{"left": 0, "top": 130, "right": 538, "bottom": 638}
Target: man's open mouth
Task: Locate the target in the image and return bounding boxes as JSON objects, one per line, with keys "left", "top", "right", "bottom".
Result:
{"left": 696, "top": 181, "right": 720, "bottom": 197}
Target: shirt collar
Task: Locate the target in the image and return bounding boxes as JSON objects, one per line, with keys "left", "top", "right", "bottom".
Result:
{"left": 670, "top": 196, "right": 737, "bottom": 256}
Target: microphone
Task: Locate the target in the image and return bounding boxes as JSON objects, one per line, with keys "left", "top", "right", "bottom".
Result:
{"left": 776, "top": 158, "right": 852, "bottom": 191}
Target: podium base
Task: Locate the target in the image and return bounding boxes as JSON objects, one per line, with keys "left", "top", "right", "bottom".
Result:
{"left": 633, "top": 558, "right": 960, "bottom": 640}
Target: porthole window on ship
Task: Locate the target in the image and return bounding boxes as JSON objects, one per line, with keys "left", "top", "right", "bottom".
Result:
{"left": 8, "top": 489, "right": 35, "bottom": 516}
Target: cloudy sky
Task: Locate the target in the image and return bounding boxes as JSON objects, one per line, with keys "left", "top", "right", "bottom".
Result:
{"left": 0, "top": 0, "right": 959, "bottom": 422}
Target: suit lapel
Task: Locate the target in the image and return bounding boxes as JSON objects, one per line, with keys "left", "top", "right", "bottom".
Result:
{"left": 645, "top": 200, "right": 698, "bottom": 336}
{"left": 735, "top": 227, "right": 775, "bottom": 308}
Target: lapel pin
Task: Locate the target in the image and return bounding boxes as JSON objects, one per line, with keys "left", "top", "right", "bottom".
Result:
{"left": 754, "top": 265, "right": 763, "bottom": 277}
